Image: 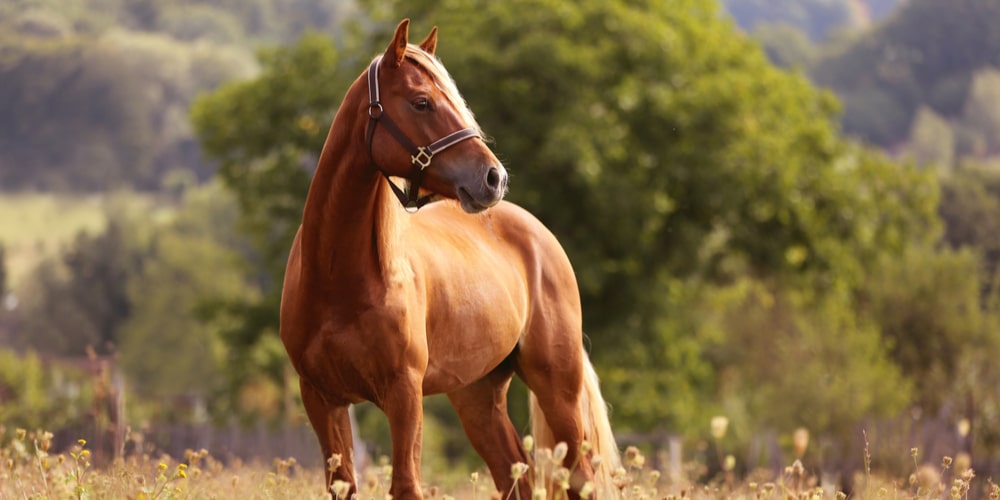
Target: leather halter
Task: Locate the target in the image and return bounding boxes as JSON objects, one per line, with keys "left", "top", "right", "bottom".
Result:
{"left": 365, "top": 55, "right": 481, "bottom": 212}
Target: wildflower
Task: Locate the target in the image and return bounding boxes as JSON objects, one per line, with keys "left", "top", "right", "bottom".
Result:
{"left": 158, "top": 462, "right": 168, "bottom": 472}
{"left": 78, "top": 439, "right": 87, "bottom": 447}
{"left": 553, "top": 467, "right": 571, "bottom": 491}
{"left": 790, "top": 459, "right": 804, "bottom": 476}
{"left": 648, "top": 470, "right": 661, "bottom": 485}
{"left": 836, "top": 492, "right": 848, "bottom": 500}
{"left": 532, "top": 487, "right": 547, "bottom": 500}
{"left": 710, "top": 416, "right": 729, "bottom": 440}
{"left": 961, "top": 468, "right": 975, "bottom": 482}
{"left": 724, "top": 455, "right": 736, "bottom": 472}
{"left": 328, "top": 453, "right": 343, "bottom": 473}
{"left": 612, "top": 467, "right": 630, "bottom": 490}
{"left": 911, "top": 447, "right": 919, "bottom": 458}
{"left": 553, "top": 442, "right": 568, "bottom": 464}
{"left": 39, "top": 431, "right": 53, "bottom": 452}
{"left": 943, "top": 456, "right": 953, "bottom": 468}
{"left": 580, "top": 440, "right": 592, "bottom": 455}
{"left": 331, "top": 479, "right": 352, "bottom": 499}
{"left": 580, "top": 481, "right": 595, "bottom": 499}
{"left": 16, "top": 428, "right": 26, "bottom": 440}
{"left": 511, "top": 462, "right": 529, "bottom": 480}
{"left": 536, "top": 447, "right": 552, "bottom": 466}
{"left": 470, "top": 471, "right": 479, "bottom": 484}
{"left": 624, "top": 446, "right": 645, "bottom": 469}
{"left": 523, "top": 435, "right": 534, "bottom": 453}
{"left": 916, "top": 464, "right": 940, "bottom": 489}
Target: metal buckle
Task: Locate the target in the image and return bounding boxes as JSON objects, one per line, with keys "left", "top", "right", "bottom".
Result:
{"left": 368, "top": 102, "right": 383, "bottom": 119}
{"left": 411, "top": 147, "right": 433, "bottom": 169}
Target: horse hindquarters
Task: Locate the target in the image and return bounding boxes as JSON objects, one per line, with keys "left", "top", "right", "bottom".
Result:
{"left": 528, "top": 349, "right": 621, "bottom": 497}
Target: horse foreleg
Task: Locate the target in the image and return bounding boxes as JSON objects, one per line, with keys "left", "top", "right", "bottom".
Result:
{"left": 301, "top": 380, "right": 357, "bottom": 498}
{"left": 382, "top": 373, "right": 425, "bottom": 499}
{"left": 447, "top": 365, "right": 532, "bottom": 500}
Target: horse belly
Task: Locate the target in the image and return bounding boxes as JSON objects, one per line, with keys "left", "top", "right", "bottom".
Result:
{"left": 420, "top": 276, "right": 526, "bottom": 395}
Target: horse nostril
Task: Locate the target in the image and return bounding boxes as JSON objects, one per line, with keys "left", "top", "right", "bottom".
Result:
{"left": 486, "top": 167, "right": 501, "bottom": 190}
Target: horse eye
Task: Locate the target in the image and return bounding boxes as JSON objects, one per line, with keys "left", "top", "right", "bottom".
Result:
{"left": 412, "top": 98, "right": 431, "bottom": 112}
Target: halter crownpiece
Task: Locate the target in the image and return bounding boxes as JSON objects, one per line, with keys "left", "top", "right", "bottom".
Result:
{"left": 365, "top": 55, "right": 481, "bottom": 212}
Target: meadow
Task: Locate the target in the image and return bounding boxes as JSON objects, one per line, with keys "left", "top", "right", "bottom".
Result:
{"left": 2, "top": 426, "right": 996, "bottom": 500}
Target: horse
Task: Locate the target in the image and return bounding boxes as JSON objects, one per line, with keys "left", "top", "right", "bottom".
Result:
{"left": 279, "top": 19, "right": 620, "bottom": 499}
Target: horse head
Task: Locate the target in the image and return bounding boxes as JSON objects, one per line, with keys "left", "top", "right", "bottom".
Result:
{"left": 364, "top": 19, "right": 507, "bottom": 214}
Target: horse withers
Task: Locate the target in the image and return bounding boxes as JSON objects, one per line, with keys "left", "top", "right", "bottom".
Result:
{"left": 279, "top": 19, "right": 620, "bottom": 499}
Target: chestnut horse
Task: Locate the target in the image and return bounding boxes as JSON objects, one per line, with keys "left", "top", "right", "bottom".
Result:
{"left": 279, "top": 19, "right": 620, "bottom": 499}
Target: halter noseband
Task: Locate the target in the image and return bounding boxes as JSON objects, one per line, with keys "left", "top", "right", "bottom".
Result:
{"left": 365, "top": 55, "right": 481, "bottom": 212}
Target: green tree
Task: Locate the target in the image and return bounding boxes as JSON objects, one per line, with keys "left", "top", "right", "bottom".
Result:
{"left": 908, "top": 106, "right": 954, "bottom": 168}
{"left": 752, "top": 23, "right": 816, "bottom": 69}
{"left": 861, "top": 246, "right": 987, "bottom": 411}
{"left": 812, "top": 0, "right": 1000, "bottom": 146}
{"left": 723, "top": 0, "right": 859, "bottom": 41}
{"left": 938, "top": 164, "right": 1000, "bottom": 295}
{"left": 0, "top": 348, "right": 94, "bottom": 431}
{"left": 17, "top": 220, "right": 132, "bottom": 355}
{"left": 0, "top": 29, "right": 257, "bottom": 191}
{"left": 117, "top": 182, "right": 258, "bottom": 422}
{"left": 960, "top": 68, "right": 1000, "bottom": 155}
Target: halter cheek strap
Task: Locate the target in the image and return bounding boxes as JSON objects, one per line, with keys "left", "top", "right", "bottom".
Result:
{"left": 365, "top": 56, "right": 481, "bottom": 212}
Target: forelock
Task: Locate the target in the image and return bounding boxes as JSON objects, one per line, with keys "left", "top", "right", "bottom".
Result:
{"left": 402, "top": 47, "right": 483, "bottom": 136}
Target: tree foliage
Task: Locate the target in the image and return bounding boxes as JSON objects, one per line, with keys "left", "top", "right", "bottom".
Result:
{"left": 723, "top": 0, "right": 861, "bottom": 41}
{"left": 0, "top": 349, "right": 94, "bottom": 431}
{"left": 16, "top": 220, "right": 132, "bottom": 355}
{"left": 117, "top": 183, "right": 256, "bottom": 420}
{"left": 813, "top": 0, "right": 1000, "bottom": 148}
{"left": 0, "top": 32, "right": 257, "bottom": 191}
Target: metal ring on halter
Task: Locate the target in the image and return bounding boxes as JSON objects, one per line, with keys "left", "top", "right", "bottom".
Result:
{"left": 368, "top": 102, "right": 383, "bottom": 119}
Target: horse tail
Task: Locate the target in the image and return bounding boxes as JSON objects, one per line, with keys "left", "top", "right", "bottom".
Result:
{"left": 529, "top": 348, "right": 620, "bottom": 495}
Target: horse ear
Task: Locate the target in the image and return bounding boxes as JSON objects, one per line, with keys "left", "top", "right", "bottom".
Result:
{"left": 384, "top": 19, "right": 409, "bottom": 68}
{"left": 418, "top": 26, "right": 438, "bottom": 55}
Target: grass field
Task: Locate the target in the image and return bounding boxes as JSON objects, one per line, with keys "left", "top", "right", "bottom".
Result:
{"left": 3, "top": 428, "right": 995, "bottom": 499}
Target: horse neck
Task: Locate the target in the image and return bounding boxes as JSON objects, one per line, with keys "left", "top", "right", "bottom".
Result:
{"left": 300, "top": 107, "right": 406, "bottom": 293}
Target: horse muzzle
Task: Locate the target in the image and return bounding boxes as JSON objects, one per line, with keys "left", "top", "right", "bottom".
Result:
{"left": 457, "top": 165, "right": 507, "bottom": 213}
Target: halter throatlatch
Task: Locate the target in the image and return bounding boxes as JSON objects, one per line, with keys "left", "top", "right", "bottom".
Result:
{"left": 365, "top": 56, "right": 481, "bottom": 212}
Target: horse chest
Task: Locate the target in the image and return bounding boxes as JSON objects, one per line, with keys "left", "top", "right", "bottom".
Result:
{"left": 297, "top": 305, "right": 423, "bottom": 403}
